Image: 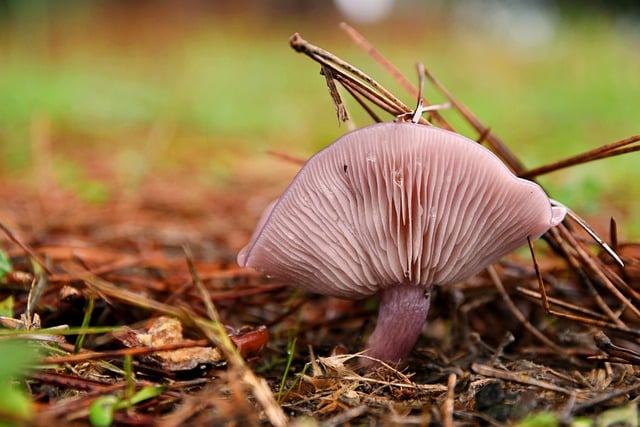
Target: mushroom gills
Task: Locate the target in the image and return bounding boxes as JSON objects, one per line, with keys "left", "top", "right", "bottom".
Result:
{"left": 237, "top": 122, "right": 567, "bottom": 367}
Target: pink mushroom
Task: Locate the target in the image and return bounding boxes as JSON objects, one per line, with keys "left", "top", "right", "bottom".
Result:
{"left": 238, "top": 122, "right": 566, "bottom": 368}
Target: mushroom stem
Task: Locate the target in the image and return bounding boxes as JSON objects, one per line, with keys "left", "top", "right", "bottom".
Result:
{"left": 362, "top": 284, "right": 431, "bottom": 369}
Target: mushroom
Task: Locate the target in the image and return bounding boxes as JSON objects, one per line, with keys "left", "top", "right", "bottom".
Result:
{"left": 238, "top": 122, "right": 566, "bottom": 368}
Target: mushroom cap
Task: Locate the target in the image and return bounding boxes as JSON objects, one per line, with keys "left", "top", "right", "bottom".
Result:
{"left": 238, "top": 123, "right": 565, "bottom": 299}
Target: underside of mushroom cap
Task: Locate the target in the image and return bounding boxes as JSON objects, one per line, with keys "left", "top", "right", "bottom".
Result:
{"left": 238, "top": 122, "right": 565, "bottom": 299}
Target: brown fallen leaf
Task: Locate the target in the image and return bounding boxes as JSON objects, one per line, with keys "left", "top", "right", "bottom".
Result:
{"left": 114, "top": 316, "right": 269, "bottom": 371}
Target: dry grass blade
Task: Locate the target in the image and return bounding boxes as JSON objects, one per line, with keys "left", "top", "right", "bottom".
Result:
{"left": 521, "top": 134, "right": 640, "bottom": 179}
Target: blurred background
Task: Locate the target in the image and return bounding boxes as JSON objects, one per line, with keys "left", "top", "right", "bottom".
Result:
{"left": 0, "top": 0, "right": 638, "bottom": 237}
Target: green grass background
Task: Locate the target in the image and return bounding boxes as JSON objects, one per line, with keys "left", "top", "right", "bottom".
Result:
{"left": 0, "top": 2, "right": 638, "bottom": 237}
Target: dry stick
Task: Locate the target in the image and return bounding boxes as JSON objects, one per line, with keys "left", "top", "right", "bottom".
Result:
{"left": 34, "top": 381, "right": 129, "bottom": 421}
{"left": 339, "top": 22, "right": 452, "bottom": 130}
{"left": 184, "top": 246, "right": 225, "bottom": 330}
{"left": 49, "top": 255, "right": 145, "bottom": 283}
{"left": 487, "top": 265, "right": 566, "bottom": 354}
{"left": 600, "top": 218, "right": 640, "bottom": 301}
{"left": 336, "top": 374, "right": 447, "bottom": 393}
{"left": 329, "top": 61, "right": 413, "bottom": 117}
{"left": 410, "top": 63, "right": 426, "bottom": 123}
{"left": 559, "top": 392, "right": 578, "bottom": 424}
{"left": 471, "top": 363, "right": 574, "bottom": 395}
{"left": 204, "top": 283, "right": 290, "bottom": 301}
{"left": 488, "top": 332, "right": 515, "bottom": 366}
{"left": 520, "top": 134, "right": 640, "bottom": 179}
{"left": 266, "top": 297, "right": 307, "bottom": 329}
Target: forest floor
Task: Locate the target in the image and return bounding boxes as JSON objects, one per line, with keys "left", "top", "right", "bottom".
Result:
{"left": 1, "top": 4, "right": 640, "bottom": 426}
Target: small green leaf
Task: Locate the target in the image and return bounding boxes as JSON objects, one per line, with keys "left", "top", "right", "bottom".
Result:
{"left": 0, "top": 250, "right": 12, "bottom": 282}
{"left": 0, "top": 296, "right": 14, "bottom": 318}
{"left": 570, "top": 416, "right": 593, "bottom": 427}
{"left": 0, "top": 384, "right": 34, "bottom": 422}
{"left": 595, "top": 403, "right": 637, "bottom": 427}
{"left": 89, "top": 386, "right": 165, "bottom": 426}
{"left": 128, "top": 385, "right": 166, "bottom": 405}
{"left": 89, "top": 395, "right": 119, "bottom": 427}
{"left": 0, "top": 340, "right": 38, "bottom": 379}
{"left": 515, "top": 412, "right": 559, "bottom": 427}
{"left": 0, "top": 340, "right": 36, "bottom": 423}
